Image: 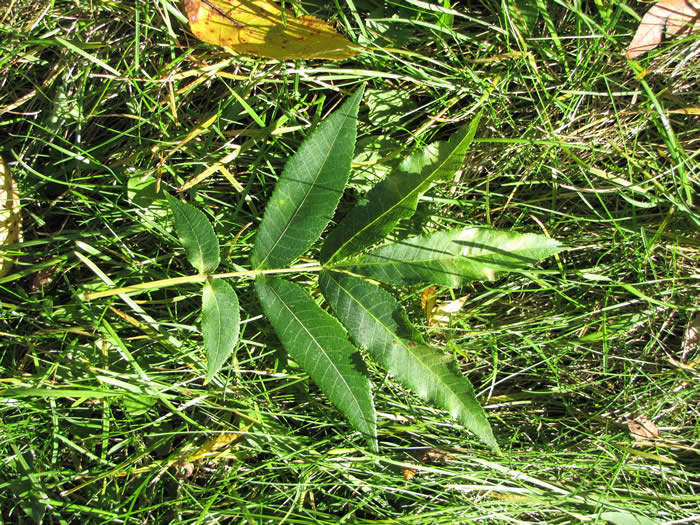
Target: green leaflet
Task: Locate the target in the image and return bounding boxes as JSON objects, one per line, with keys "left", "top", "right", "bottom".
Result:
{"left": 598, "top": 512, "right": 657, "bottom": 525}
{"left": 320, "top": 114, "right": 481, "bottom": 264}
{"left": 336, "top": 227, "right": 564, "bottom": 287}
{"left": 251, "top": 86, "right": 364, "bottom": 269}
{"left": 202, "top": 278, "right": 240, "bottom": 383}
{"left": 166, "top": 193, "right": 219, "bottom": 274}
{"left": 255, "top": 275, "right": 377, "bottom": 451}
{"left": 319, "top": 269, "right": 499, "bottom": 452}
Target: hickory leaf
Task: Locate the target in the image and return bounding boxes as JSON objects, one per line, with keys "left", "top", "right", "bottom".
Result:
{"left": 166, "top": 193, "right": 219, "bottom": 274}
{"left": 251, "top": 86, "right": 364, "bottom": 270}
{"left": 337, "top": 227, "right": 564, "bottom": 287}
{"left": 202, "top": 278, "right": 240, "bottom": 383}
{"left": 255, "top": 275, "right": 377, "bottom": 450}
{"left": 320, "top": 113, "right": 481, "bottom": 264}
{"left": 117, "top": 88, "right": 566, "bottom": 453}
{"left": 319, "top": 269, "right": 499, "bottom": 452}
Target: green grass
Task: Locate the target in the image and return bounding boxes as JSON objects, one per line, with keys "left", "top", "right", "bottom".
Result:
{"left": 1, "top": 0, "right": 698, "bottom": 522}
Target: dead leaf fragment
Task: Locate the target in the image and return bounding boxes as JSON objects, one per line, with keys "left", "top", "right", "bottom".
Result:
{"left": 401, "top": 466, "right": 418, "bottom": 482}
{"left": 682, "top": 312, "right": 699, "bottom": 353}
{"left": 0, "top": 156, "right": 21, "bottom": 277}
{"left": 184, "top": 0, "right": 359, "bottom": 60}
{"left": 627, "top": 415, "right": 661, "bottom": 441}
{"left": 421, "top": 286, "right": 438, "bottom": 321}
{"left": 626, "top": 0, "right": 700, "bottom": 59}
{"left": 423, "top": 288, "right": 468, "bottom": 327}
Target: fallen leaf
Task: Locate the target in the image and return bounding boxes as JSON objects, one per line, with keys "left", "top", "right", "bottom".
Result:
{"left": 421, "top": 286, "right": 437, "bottom": 321}
{"left": 184, "top": 0, "right": 359, "bottom": 60}
{"left": 626, "top": 0, "right": 700, "bottom": 59}
{"left": 401, "top": 466, "right": 418, "bottom": 482}
{"left": 627, "top": 415, "right": 660, "bottom": 441}
{"left": 424, "top": 291, "right": 468, "bottom": 327}
{"left": 0, "top": 156, "right": 21, "bottom": 277}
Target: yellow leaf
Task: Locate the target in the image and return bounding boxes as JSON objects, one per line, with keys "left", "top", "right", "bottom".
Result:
{"left": 0, "top": 156, "right": 21, "bottom": 278}
{"left": 184, "top": 0, "right": 359, "bottom": 60}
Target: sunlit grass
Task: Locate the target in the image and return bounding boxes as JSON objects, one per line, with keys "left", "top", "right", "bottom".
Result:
{"left": 1, "top": 0, "right": 698, "bottom": 522}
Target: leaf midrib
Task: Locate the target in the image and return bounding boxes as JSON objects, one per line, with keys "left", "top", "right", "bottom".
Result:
{"left": 257, "top": 115, "right": 349, "bottom": 269}
{"left": 266, "top": 279, "right": 366, "bottom": 421}
{"left": 328, "top": 144, "right": 459, "bottom": 264}
{"left": 325, "top": 271, "right": 459, "bottom": 396}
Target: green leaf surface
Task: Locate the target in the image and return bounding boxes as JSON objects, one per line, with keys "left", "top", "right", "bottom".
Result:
{"left": 599, "top": 512, "right": 657, "bottom": 525}
{"left": 254, "top": 275, "right": 377, "bottom": 450}
{"left": 337, "top": 227, "right": 564, "bottom": 287}
{"left": 166, "top": 193, "right": 219, "bottom": 274}
{"left": 320, "top": 114, "right": 481, "bottom": 264}
{"left": 251, "top": 86, "right": 364, "bottom": 269}
{"left": 365, "top": 89, "right": 417, "bottom": 127}
{"left": 202, "top": 279, "right": 240, "bottom": 383}
{"left": 319, "top": 270, "right": 498, "bottom": 451}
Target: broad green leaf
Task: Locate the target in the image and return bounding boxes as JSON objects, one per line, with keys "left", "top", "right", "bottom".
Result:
{"left": 202, "top": 278, "right": 240, "bottom": 383}
{"left": 127, "top": 175, "right": 168, "bottom": 221}
{"left": 337, "top": 227, "right": 564, "bottom": 287}
{"left": 599, "top": 512, "right": 657, "bottom": 525}
{"left": 254, "top": 275, "right": 377, "bottom": 450}
{"left": 319, "top": 270, "right": 498, "bottom": 451}
{"left": 166, "top": 193, "right": 219, "bottom": 274}
{"left": 251, "top": 86, "right": 364, "bottom": 269}
{"left": 365, "top": 89, "right": 417, "bottom": 127}
{"left": 321, "top": 114, "right": 481, "bottom": 264}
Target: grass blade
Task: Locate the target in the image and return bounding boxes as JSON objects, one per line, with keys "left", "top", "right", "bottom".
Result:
{"left": 319, "top": 270, "right": 499, "bottom": 452}
{"left": 320, "top": 114, "right": 481, "bottom": 264}
{"left": 202, "top": 278, "right": 240, "bottom": 383}
{"left": 337, "top": 227, "right": 564, "bottom": 287}
{"left": 251, "top": 86, "right": 364, "bottom": 269}
{"left": 255, "top": 275, "right": 377, "bottom": 450}
{"left": 166, "top": 193, "right": 219, "bottom": 274}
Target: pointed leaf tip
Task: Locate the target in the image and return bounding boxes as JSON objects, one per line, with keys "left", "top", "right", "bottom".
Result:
{"left": 255, "top": 275, "right": 377, "bottom": 450}
{"left": 251, "top": 86, "right": 365, "bottom": 269}
{"left": 166, "top": 193, "right": 220, "bottom": 274}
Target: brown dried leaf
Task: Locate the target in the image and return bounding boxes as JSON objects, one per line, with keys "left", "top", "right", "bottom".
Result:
{"left": 421, "top": 286, "right": 437, "bottom": 321}
{"left": 429, "top": 295, "right": 468, "bottom": 327}
{"left": 682, "top": 312, "right": 699, "bottom": 353}
{"left": 401, "top": 466, "right": 418, "bottom": 482}
{"left": 0, "top": 156, "right": 22, "bottom": 277}
{"left": 627, "top": 415, "right": 661, "bottom": 441}
{"left": 626, "top": 0, "right": 700, "bottom": 59}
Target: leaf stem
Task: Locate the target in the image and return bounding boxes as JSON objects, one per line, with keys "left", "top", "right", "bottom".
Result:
{"left": 81, "top": 265, "right": 325, "bottom": 300}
